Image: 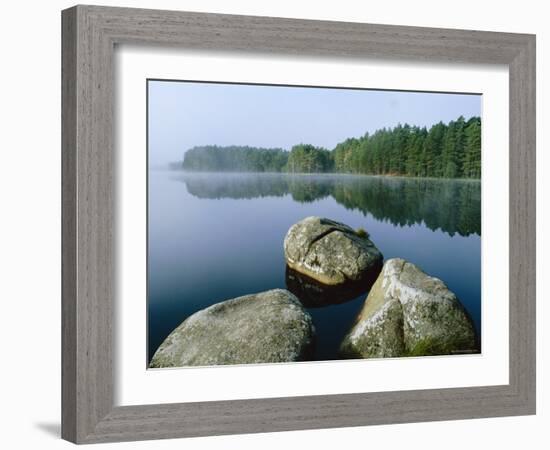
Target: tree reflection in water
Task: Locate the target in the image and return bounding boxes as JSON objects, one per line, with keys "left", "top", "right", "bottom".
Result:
{"left": 179, "top": 172, "right": 481, "bottom": 237}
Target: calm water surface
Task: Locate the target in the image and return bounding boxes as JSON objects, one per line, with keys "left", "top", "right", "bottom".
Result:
{"left": 148, "top": 172, "right": 481, "bottom": 363}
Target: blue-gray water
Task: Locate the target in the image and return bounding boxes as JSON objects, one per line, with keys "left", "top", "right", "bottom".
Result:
{"left": 148, "top": 171, "right": 481, "bottom": 363}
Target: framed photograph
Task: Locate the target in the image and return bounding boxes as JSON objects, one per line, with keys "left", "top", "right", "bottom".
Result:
{"left": 62, "top": 5, "right": 536, "bottom": 444}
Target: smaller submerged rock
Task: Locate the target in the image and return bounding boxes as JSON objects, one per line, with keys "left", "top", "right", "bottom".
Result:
{"left": 340, "top": 258, "right": 478, "bottom": 359}
{"left": 150, "top": 289, "right": 315, "bottom": 368}
{"left": 283, "top": 216, "right": 383, "bottom": 286}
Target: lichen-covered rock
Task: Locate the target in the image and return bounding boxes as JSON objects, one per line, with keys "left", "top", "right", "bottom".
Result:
{"left": 150, "top": 289, "right": 315, "bottom": 368}
{"left": 283, "top": 216, "right": 383, "bottom": 286}
{"left": 340, "top": 295, "right": 405, "bottom": 358}
{"left": 340, "top": 258, "right": 478, "bottom": 358}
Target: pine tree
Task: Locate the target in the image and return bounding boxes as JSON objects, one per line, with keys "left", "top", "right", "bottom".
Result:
{"left": 441, "top": 121, "right": 458, "bottom": 178}
{"left": 463, "top": 118, "right": 481, "bottom": 178}
{"left": 453, "top": 116, "right": 467, "bottom": 177}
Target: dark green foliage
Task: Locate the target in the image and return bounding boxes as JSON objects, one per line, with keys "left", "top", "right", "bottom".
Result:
{"left": 462, "top": 117, "right": 482, "bottom": 178}
{"left": 182, "top": 145, "right": 289, "bottom": 172}
{"left": 331, "top": 116, "right": 481, "bottom": 178}
{"left": 181, "top": 117, "right": 481, "bottom": 178}
{"left": 286, "top": 144, "right": 334, "bottom": 173}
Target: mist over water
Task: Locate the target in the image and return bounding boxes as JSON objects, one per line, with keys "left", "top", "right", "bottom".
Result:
{"left": 148, "top": 171, "right": 481, "bottom": 362}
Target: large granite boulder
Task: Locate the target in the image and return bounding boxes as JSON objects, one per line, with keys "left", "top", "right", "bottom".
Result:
{"left": 150, "top": 289, "right": 315, "bottom": 367}
{"left": 283, "top": 216, "right": 383, "bottom": 286}
{"left": 340, "top": 258, "right": 478, "bottom": 358}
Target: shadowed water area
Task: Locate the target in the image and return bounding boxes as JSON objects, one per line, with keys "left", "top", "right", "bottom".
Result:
{"left": 148, "top": 171, "right": 481, "bottom": 363}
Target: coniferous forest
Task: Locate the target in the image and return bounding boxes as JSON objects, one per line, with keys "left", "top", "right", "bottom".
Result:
{"left": 181, "top": 116, "right": 481, "bottom": 179}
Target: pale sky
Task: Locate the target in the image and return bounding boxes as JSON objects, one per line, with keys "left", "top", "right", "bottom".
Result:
{"left": 148, "top": 80, "right": 481, "bottom": 165}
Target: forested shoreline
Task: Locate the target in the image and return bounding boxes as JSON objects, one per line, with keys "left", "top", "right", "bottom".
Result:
{"left": 180, "top": 116, "right": 481, "bottom": 178}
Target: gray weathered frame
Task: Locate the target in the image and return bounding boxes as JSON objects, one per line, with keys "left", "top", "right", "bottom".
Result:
{"left": 61, "top": 4, "right": 536, "bottom": 444}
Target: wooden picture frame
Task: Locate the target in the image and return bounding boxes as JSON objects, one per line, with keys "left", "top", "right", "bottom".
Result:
{"left": 61, "top": 5, "right": 536, "bottom": 444}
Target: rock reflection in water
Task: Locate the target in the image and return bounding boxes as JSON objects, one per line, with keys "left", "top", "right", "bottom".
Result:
{"left": 285, "top": 263, "right": 381, "bottom": 308}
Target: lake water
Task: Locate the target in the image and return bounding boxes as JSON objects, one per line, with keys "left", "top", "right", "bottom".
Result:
{"left": 148, "top": 171, "right": 481, "bottom": 363}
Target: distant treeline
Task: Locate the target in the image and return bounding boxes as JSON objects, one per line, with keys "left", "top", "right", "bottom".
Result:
{"left": 181, "top": 116, "right": 481, "bottom": 178}
{"left": 182, "top": 146, "right": 289, "bottom": 173}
